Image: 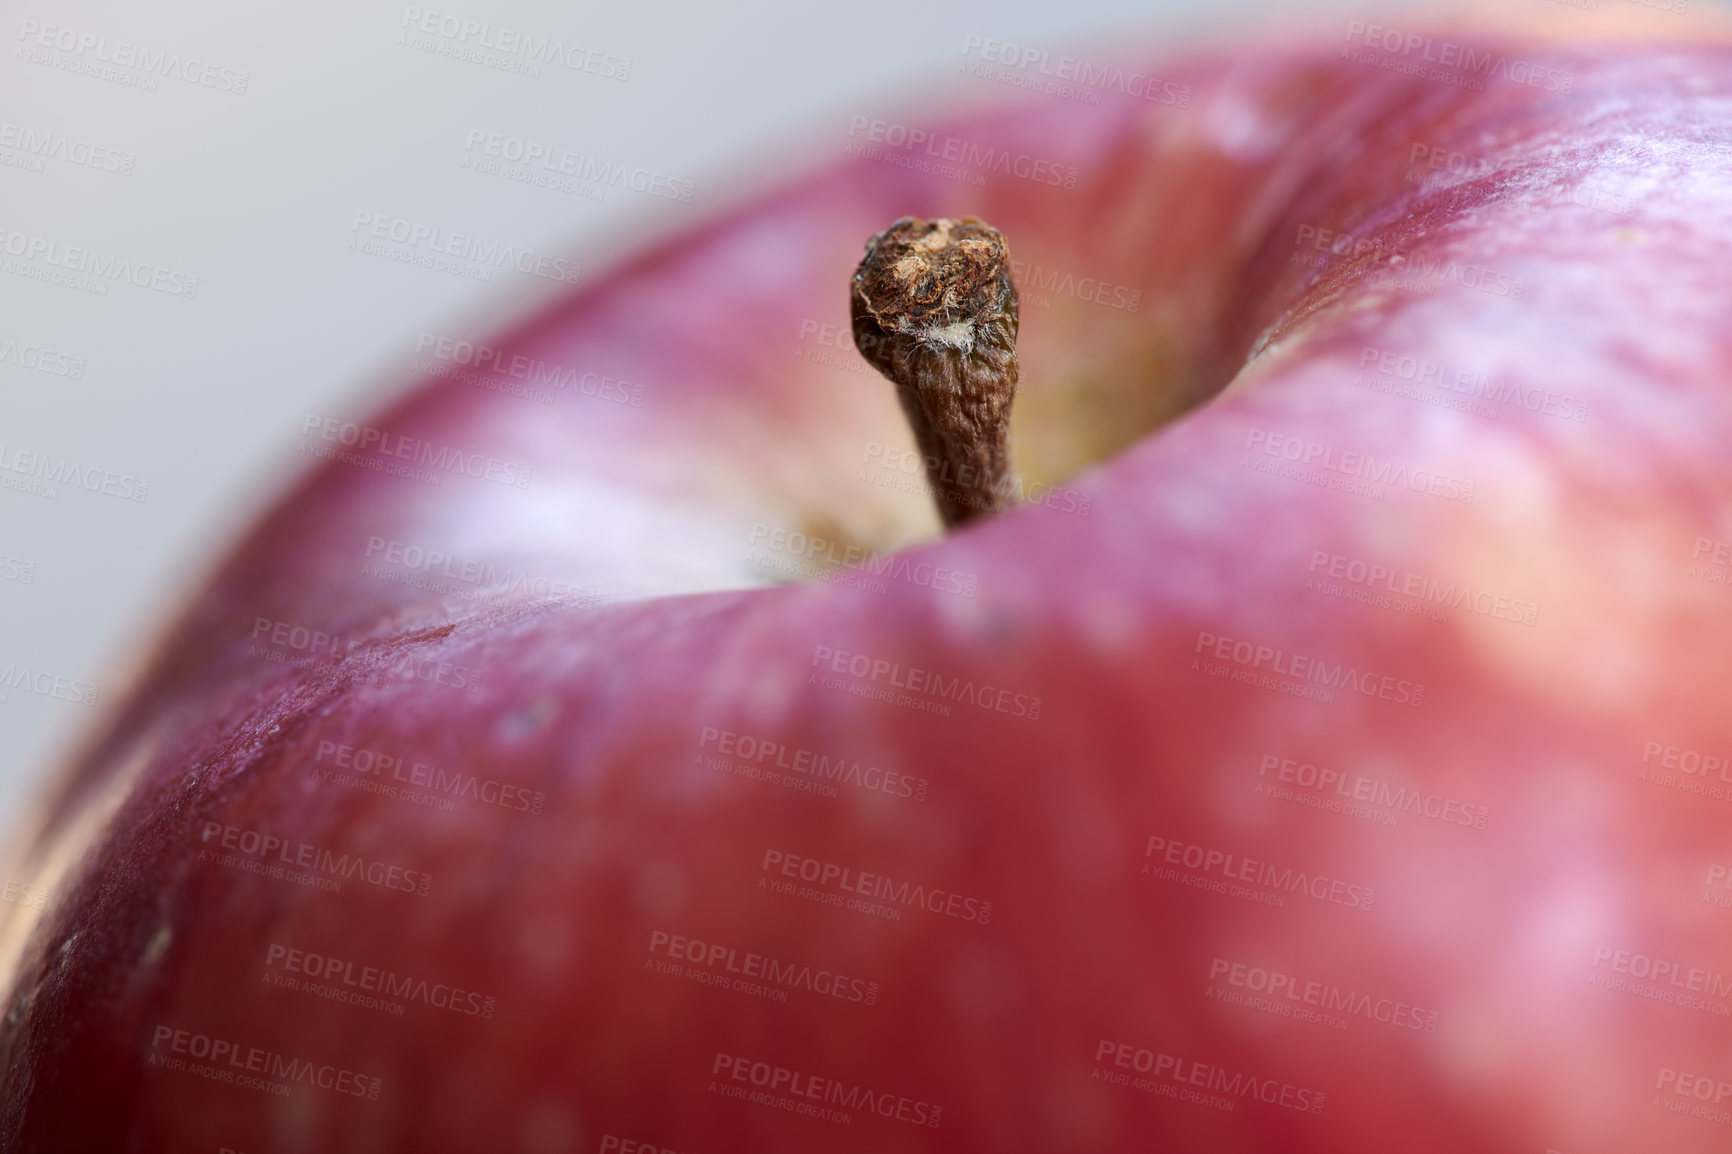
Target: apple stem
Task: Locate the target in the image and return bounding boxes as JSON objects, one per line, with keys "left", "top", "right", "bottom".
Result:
{"left": 851, "top": 216, "right": 1019, "bottom": 529}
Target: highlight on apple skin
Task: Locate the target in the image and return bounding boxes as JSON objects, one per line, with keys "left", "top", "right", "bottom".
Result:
{"left": 5, "top": 22, "right": 1732, "bottom": 1154}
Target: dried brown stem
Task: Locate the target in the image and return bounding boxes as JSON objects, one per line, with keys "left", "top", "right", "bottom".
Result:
{"left": 850, "top": 216, "right": 1019, "bottom": 529}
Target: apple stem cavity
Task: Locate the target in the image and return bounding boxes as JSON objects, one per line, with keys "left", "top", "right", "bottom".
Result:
{"left": 851, "top": 216, "right": 1019, "bottom": 530}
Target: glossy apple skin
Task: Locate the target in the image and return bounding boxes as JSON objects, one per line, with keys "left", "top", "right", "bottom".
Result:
{"left": 6, "top": 33, "right": 1732, "bottom": 1154}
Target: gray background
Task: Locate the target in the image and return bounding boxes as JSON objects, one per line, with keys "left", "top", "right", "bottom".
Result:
{"left": 0, "top": 0, "right": 1704, "bottom": 826}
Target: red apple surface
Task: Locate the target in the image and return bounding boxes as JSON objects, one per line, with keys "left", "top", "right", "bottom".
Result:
{"left": 4, "top": 23, "right": 1732, "bottom": 1154}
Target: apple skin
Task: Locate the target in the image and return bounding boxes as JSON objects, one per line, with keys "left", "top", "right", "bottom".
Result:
{"left": 6, "top": 33, "right": 1732, "bottom": 1154}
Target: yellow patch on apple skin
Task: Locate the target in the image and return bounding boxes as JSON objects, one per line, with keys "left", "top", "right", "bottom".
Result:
{"left": 1011, "top": 315, "right": 1191, "bottom": 492}
{"left": 744, "top": 510, "right": 883, "bottom": 589}
{"left": 1433, "top": 445, "right": 1722, "bottom": 732}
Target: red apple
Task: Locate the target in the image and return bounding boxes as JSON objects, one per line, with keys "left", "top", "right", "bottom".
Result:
{"left": 4, "top": 23, "right": 1732, "bottom": 1154}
